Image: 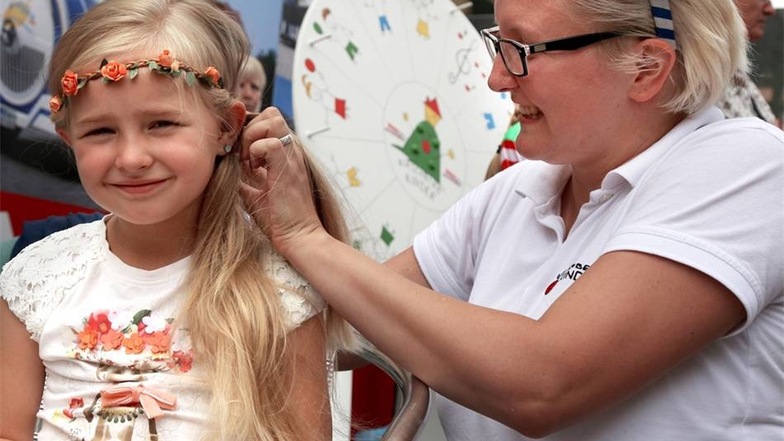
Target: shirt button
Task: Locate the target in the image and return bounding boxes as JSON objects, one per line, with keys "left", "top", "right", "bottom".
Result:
{"left": 599, "top": 194, "right": 613, "bottom": 203}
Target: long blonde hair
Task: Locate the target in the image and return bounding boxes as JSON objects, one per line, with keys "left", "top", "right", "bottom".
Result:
{"left": 48, "top": 0, "right": 356, "bottom": 439}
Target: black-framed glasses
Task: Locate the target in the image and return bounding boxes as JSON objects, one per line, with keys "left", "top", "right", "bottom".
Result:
{"left": 481, "top": 26, "right": 623, "bottom": 77}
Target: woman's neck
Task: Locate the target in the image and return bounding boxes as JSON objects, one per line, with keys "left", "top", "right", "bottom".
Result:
{"left": 560, "top": 112, "right": 685, "bottom": 236}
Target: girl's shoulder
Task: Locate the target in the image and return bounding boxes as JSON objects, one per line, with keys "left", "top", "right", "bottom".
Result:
{"left": 261, "top": 240, "right": 327, "bottom": 330}
{"left": 0, "top": 219, "right": 107, "bottom": 341}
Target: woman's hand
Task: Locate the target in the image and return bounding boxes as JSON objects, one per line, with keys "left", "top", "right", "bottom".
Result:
{"left": 239, "top": 107, "right": 325, "bottom": 256}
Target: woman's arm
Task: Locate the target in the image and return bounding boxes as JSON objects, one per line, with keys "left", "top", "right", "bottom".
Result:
{"left": 0, "top": 299, "right": 45, "bottom": 441}
{"left": 279, "top": 234, "right": 745, "bottom": 437}
{"left": 286, "top": 314, "right": 332, "bottom": 441}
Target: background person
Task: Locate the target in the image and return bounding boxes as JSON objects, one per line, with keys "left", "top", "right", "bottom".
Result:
{"left": 238, "top": 55, "right": 267, "bottom": 113}
{"left": 0, "top": 0, "right": 356, "bottom": 440}
{"left": 241, "top": 0, "right": 784, "bottom": 440}
{"left": 717, "top": 0, "right": 779, "bottom": 125}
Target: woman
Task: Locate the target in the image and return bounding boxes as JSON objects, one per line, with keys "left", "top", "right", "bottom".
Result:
{"left": 241, "top": 0, "right": 784, "bottom": 439}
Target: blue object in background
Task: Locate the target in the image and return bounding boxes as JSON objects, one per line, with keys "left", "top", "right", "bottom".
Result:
{"left": 354, "top": 426, "right": 388, "bottom": 441}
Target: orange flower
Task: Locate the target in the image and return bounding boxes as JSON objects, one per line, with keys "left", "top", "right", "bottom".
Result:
{"left": 77, "top": 328, "right": 99, "bottom": 351}
{"left": 143, "top": 331, "right": 172, "bottom": 354}
{"left": 49, "top": 96, "right": 62, "bottom": 113}
{"left": 87, "top": 312, "right": 112, "bottom": 335}
{"left": 99, "top": 328, "right": 124, "bottom": 350}
{"left": 158, "top": 49, "right": 174, "bottom": 68}
{"left": 173, "top": 350, "right": 193, "bottom": 373}
{"left": 100, "top": 61, "right": 127, "bottom": 82}
{"left": 122, "top": 332, "right": 145, "bottom": 354}
{"left": 61, "top": 70, "right": 79, "bottom": 96}
{"left": 204, "top": 66, "right": 220, "bottom": 85}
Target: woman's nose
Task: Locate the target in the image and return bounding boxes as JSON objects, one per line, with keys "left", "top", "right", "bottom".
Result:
{"left": 487, "top": 55, "right": 516, "bottom": 93}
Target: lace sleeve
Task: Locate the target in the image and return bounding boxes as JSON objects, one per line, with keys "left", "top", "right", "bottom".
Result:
{"left": 0, "top": 222, "right": 103, "bottom": 341}
{"left": 265, "top": 248, "right": 326, "bottom": 331}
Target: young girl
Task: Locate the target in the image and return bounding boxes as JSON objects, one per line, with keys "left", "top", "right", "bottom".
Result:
{"left": 0, "top": 0, "right": 356, "bottom": 440}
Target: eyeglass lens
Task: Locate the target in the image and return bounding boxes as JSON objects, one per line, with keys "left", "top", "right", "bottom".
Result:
{"left": 483, "top": 30, "right": 527, "bottom": 76}
{"left": 498, "top": 41, "right": 526, "bottom": 76}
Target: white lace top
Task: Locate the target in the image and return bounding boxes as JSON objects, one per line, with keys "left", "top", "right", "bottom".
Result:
{"left": 0, "top": 219, "right": 325, "bottom": 440}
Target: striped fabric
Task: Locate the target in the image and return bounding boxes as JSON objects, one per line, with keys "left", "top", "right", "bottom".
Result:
{"left": 649, "top": 0, "right": 677, "bottom": 48}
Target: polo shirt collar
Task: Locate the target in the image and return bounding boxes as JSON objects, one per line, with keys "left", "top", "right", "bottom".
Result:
{"left": 607, "top": 107, "right": 724, "bottom": 188}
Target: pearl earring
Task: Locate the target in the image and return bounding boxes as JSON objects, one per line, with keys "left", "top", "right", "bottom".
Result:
{"left": 223, "top": 145, "right": 233, "bottom": 153}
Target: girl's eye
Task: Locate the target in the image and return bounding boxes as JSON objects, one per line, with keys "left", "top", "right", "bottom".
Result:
{"left": 83, "top": 127, "right": 114, "bottom": 137}
{"left": 151, "top": 120, "right": 178, "bottom": 129}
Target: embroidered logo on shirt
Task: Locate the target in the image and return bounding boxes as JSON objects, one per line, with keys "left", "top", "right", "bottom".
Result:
{"left": 544, "top": 262, "right": 591, "bottom": 295}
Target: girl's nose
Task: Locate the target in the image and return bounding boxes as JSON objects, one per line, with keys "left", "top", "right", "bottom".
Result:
{"left": 114, "top": 137, "right": 153, "bottom": 171}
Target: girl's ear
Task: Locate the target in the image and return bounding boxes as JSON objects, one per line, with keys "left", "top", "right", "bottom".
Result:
{"left": 218, "top": 101, "right": 247, "bottom": 152}
{"left": 627, "top": 38, "right": 678, "bottom": 104}
{"left": 56, "top": 128, "right": 73, "bottom": 147}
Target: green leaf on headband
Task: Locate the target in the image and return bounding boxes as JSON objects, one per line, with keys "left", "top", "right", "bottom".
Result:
{"left": 129, "top": 67, "right": 138, "bottom": 80}
{"left": 185, "top": 71, "right": 196, "bottom": 86}
{"left": 170, "top": 69, "right": 181, "bottom": 78}
{"left": 148, "top": 61, "right": 159, "bottom": 71}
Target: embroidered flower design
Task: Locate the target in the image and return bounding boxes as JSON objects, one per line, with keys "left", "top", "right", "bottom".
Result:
{"left": 70, "top": 309, "right": 194, "bottom": 373}
{"left": 100, "top": 60, "right": 128, "bottom": 82}
{"left": 143, "top": 331, "right": 172, "bottom": 354}
{"left": 172, "top": 350, "right": 194, "bottom": 373}
{"left": 141, "top": 314, "right": 168, "bottom": 333}
{"left": 99, "top": 328, "right": 124, "bottom": 350}
{"left": 122, "top": 332, "right": 146, "bottom": 354}
{"left": 77, "top": 328, "right": 99, "bottom": 350}
{"left": 87, "top": 312, "right": 112, "bottom": 334}
{"left": 61, "top": 70, "right": 79, "bottom": 96}
{"left": 62, "top": 397, "right": 84, "bottom": 419}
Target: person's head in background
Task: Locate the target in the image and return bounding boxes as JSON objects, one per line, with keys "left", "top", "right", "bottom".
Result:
{"left": 734, "top": 0, "right": 776, "bottom": 41}
{"left": 238, "top": 56, "right": 267, "bottom": 113}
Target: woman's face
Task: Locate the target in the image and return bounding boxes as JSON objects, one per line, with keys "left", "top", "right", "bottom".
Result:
{"left": 488, "top": 0, "right": 635, "bottom": 170}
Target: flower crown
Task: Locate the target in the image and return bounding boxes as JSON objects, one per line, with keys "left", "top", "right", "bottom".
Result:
{"left": 49, "top": 50, "right": 222, "bottom": 114}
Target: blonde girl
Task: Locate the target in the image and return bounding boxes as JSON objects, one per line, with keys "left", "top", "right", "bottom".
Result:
{"left": 0, "top": 0, "right": 355, "bottom": 440}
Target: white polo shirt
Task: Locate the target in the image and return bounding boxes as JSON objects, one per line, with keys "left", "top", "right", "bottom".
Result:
{"left": 413, "top": 108, "right": 784, "bottom": 441}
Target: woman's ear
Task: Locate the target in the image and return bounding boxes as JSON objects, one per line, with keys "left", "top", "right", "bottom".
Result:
{"left": 628, "top": 38, "right": 678, "bottom": 104}
{"left": 218, "top": 100, "right": 247, "bottom": 151}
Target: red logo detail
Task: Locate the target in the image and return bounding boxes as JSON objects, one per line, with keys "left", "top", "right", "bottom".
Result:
{"left": 544, "top": 280, "right": 558, "bottom": 295}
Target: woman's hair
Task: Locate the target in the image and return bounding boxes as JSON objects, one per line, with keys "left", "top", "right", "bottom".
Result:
{"left": 48, "top": 0, "right": 357, "bottom": 439}
{"left": 569, "top": 0, "right": 748, "bottom": 115}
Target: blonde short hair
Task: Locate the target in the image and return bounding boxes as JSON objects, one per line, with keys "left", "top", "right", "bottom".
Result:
{"left": 570, "top": 0, "right": 748, "bottom": 115}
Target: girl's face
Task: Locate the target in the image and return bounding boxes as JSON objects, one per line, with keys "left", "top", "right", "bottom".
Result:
{"left": 58, "top": 69, "right": 230, "bottom": 230}
{"left": 487, "top": 0, "right": 635, "bottom": 170}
